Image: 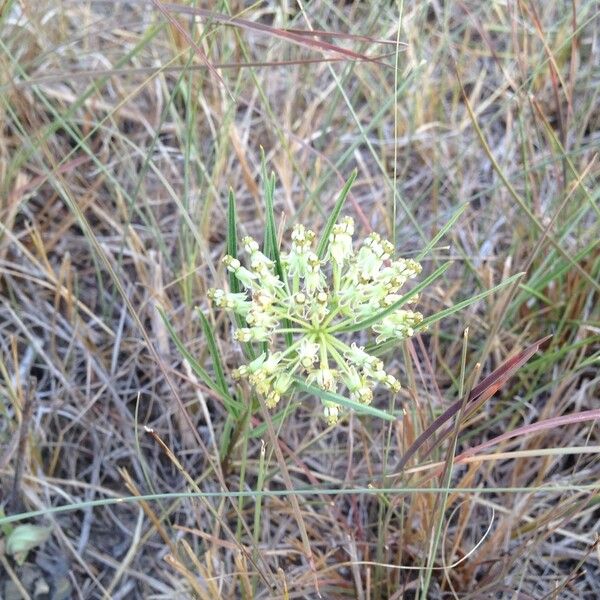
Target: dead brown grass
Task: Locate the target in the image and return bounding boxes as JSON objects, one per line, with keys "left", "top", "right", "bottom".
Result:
{"left": 0, "top": 1, "right": 598, "bottom": 598}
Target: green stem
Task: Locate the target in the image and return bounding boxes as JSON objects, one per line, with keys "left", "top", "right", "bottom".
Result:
{"left": 318, "top": 333, "right": 329, "bottom": 368}
{"left": 269, "top": 305, "right": 312, "bottom": 329}
{"left": 323, "top": 332, "right": 354, "bottom": 356}
{"left": 326, "top": 340, "right": 354, "bottom": 379}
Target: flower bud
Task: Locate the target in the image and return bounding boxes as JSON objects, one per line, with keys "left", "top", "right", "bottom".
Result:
{"left": 329, "top": 216, "right": 354, "bottom": 266}
{"left": 305, "top": 253, "right": 323, "bottom": 293}
{"left": 311, "top": 367, "right": 337, "bottom": 392}
{"left": 373, "top": 310, "right": 423, "bottom": 342}
{"left": 232, "top": 366, "right": 248, "bottom": 380}
{"left": 351, "top": 386, "right": 373, "bottom": 404}
{"left": 242, "top": 236, "right": 260, "bottom": 253}
{"left": 234, "top": 327, "right": 269, "bottom": 342}
{"left": 255, "top": 379, "right": 271, "bottom": 397}
{"left": 294, "top": 292, "right": 306, "bottom": 305}
{"left": 222, "top": 255, "right": 240, "bottom": 270}
{"left": 265, "top": 391, "right": 280, "bottom": 409}
{"left": 273, "top": 372, "right": 293, "bottom": 395}
{"left": 223, "top": 255, "right": 257, "bottom": 288}
{"left": 253, "top": 289, "right": 274, "bottom": 307}
{"left": 323, "top": 402, "right": 340, "bottom": 425}
{"left": 383, "top": 374, "right": 401, "bottom": 393}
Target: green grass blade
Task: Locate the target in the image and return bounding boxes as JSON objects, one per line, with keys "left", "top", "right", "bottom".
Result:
{"left": 419, "top": 272, "right": 525, "bottom": 329}
{"left": 260, "top": 161, "right": 293, "bottom": 348}
{"left": 158, "top": 307, "right": 239, "bottom": 414}
{"left": 197, "top": 308, "right": 230, "bottom": 401}
{"left": 263, "top": 171, "right": 282, "bottom": 270}
{"left": 251, "top": 438, "right": 267, "bottom": 596}
{"left": 227, "top": 188, "right": 240, "bottom": 294}
{"left": 226, "top": 187, "right": 257, "bottom": 360}
{"left": 260, "top": 149, "right": 276, "bottom": 258}
{"left": 416, "top": 203, "right": 468, "bottom": 261}
{"left": 316, "top": 169, "right": 358, "bottom": 260}
{"left": 420, "top": 328, "right": 470, "bottom": 599}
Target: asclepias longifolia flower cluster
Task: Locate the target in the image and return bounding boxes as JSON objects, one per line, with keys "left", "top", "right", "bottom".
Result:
{"left": 208, "top": 216, "right": 424, "bottom": 424}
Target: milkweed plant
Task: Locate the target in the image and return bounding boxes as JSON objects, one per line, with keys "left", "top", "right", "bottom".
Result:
{"left": 208, "top": 210, "right": 427, "bottom": 425}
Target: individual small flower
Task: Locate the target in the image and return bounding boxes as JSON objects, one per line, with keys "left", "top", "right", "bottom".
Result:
{"left": 291, "top": 291, "right": 307, "bottom": 311}
{"left": 231, "top": 366, "right": 247, "bottom": 380}
{"left": 305, "top": 253, "right": 324, "bottom": 294}
{"left": 234, "top": 327, "right": 269, "bottom": 342}
{"left": 372, "top": 310, "right": 424, "bottom": 343}
{"left": 265, "top": 390, "right": 281, "bottom": 409}
{"left": 246, "top": 305, "right": 277, "bottom": 329}
{"left": 329, "top": 216, "right": 354, "bottom": 267}
{"left": 309, "top": 366, "right": 338, "bottom": 393}
{"left": 382, "top": 374, "right": 401, "bottom": 393}
{"left": 346, "top": 366, "right": 373, "bottom": 405}
{"left": 344, "top": 343, "right": 384, "bottom": 374}
{"left": 273, "top": 372, "right": 293, "bottom": 396}
{"left": 291, "top": 223, "right": 314, "bottom": 246}
{"left": 252, "top": 289, "right": 275, "bottom": 308}
{"left": 354, "top": 233, "right": 390, "bottom": 280}
{"left": 207, "top": 210, "right": 427, "bottom": 424}
{"left": 314, "top": 290, "right": 329, "bottom": 319}
{"left": 242, "top": 236, "right": 260, "bottom": 254}
{"left": 282, "top": 224, "right": 316, "bottom": 278}
{"left": 323, "top": 402, "right": 340, "bottom": 425}
{"left": 265, "top": 351, "right": 283, "bottom": 370}
{"left": 207, "top": 288, "right": 251, "bottom": 315}
{"left": 298, "top": 339, "right": 320, "bottom": 369}
{"left": 222, "top": 255, "right": 256, "bottom": 289}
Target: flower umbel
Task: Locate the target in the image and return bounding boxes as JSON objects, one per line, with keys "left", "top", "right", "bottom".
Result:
{"left": 209, "top": 217, "right": 424, "bottom": 424}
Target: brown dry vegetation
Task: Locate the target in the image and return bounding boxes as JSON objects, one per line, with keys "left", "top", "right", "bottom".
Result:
{"left": 0, "top": 1, "right": 599, "bottom": 599}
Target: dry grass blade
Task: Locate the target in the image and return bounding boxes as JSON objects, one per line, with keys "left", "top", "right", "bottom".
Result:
{"left": 394, "top": 336, "right": 552, "bottom": 473}
{"left": 150, "top": 0, "right": 231, "bottom": 98}
{"left": 455, "top": 408, "right": 600, "bottom": 462}
{"left": 160, "top": 2, "right": 389, "bottom": 64}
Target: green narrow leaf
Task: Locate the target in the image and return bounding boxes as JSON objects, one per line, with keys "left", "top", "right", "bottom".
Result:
{"left": 219, "top": 414, "right": 235, "bottom": 460}
{"left": 263, "top": 172, "right": 281, "bottom": 263}
{"left": 260, "top": 148, "right": 275, "bottom": 258}
{"left": 526, "top": 335, "right": 600, "bottom": 371}
{"left": 419, "top": 272, "right": 525, "bottom": 329}
{"left": 416, "top": 203, "right": 468, "bottom": 260}
{"left": 331, "top": 262, "right": 451, "bottom": 334}
{"left": 294, "top": 379, "right": 397, "bottom": 421}
{"left": 262, "top": 169, "right": 286, "bottom": 291}
{"left": 226, "top": 188, "right": 257, "bottom": 360}
{"left": 316, "top": 169, "right": 358, "bottom": 260}
{"left": 158, "top": 307, "right": 240, "bottom": 414}
{"left": 227, "top": 188, "right": 240, "bottom": 294}
{"left": 260, "top": 160, "right": 293, "bottom": 348}
{"left": 197, "top": 309, "right": 229, "bottom": 399}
